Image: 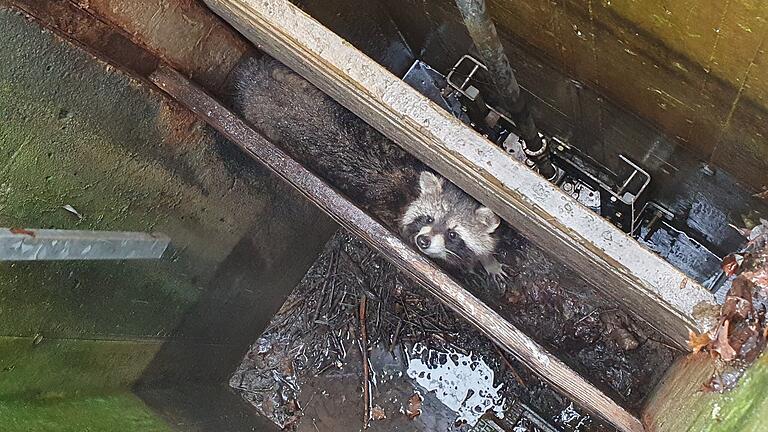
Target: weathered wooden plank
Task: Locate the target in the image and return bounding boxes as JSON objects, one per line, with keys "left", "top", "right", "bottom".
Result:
{"left": 150, "top": 65, "right": 644, "bottom": 432}
{"left": 203, "top": 0, "right": 716, "bottom": 348}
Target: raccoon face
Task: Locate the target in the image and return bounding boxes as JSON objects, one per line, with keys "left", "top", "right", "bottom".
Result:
{"left": 400, "top": 172, "right": 500, "bottom": 269}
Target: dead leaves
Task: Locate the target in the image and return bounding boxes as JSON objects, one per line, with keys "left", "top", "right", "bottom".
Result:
{"left": 722, "top": 253, "right": 744, "bottom": 277}
{"left": 406, "top": 392, "right": 423, "bottom": 420}
{"left": 721, "top": 278, "right": 753, "bottom": 321}
{"left": 687, "top": 319, "right": 740, "bottom": 362}
{"left": 371, "top": 405, "right": 386, "bottom": 421}
{"left": 711, "top": 320, "right": 737, "bottom": 362}
{"left": 688, "top": 330, "right": 711, "bottom": 353}
{"left": 692, "top": 279, "right": 764, "bottom": 365}
{"left": 689, "top": 220, "right": 768, "bottom": 392}
{"left": 743, "top": 267, "right": 768, "bottom": 294}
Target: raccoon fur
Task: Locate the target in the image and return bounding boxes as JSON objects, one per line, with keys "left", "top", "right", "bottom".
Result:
{"left": 229, "top": 53, "right": 503, "bottom": 275}
{"left": 401, "top": 171, "right": 503, "bottom": 275}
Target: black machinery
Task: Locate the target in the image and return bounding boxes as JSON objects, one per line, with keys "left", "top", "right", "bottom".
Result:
{"left": 403, "top": 56, "right": 725, "bottom": 292}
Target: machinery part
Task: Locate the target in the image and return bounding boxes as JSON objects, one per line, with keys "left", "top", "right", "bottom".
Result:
{"left": 0, "top": 228, "right": 170, "bottom": 261}
{"left": 447, "top": 55, "right": 513, "bottom": 139}
{"left": 470, "top": 400, "right": 562, "bottom": 431}
{"left": 633, "top": 201, "right": 675, "bottom": 240}
{"left": 548, "top": 142, "right": 650, "bottom": 233}
{"left": 415, "top": 57, "right": 723, "bottom": 288}
{"left": 453, "top": 1, "right": 556, "bottom": 180}
{"left": 615, "top": 155, "right": 651, "bottom": 206}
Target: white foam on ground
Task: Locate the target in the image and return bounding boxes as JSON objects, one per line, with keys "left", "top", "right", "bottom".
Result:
{"left": 406, "top": 343, "right": 505, "bottom": 425}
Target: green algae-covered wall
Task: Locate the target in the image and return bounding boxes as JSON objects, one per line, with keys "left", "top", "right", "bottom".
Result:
{"left": 0, "top": 7, "right": 335, "bottom": 430}
{"left": 645, "top": 352, "right": 768, "bottom": 432}
{"left": 1, "top": 393, "right": 173, "bottom": 432}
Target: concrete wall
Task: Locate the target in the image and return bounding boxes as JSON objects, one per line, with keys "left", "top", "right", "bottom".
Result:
{"left": 0, "top": 6, "right": 335, "bottom": 429}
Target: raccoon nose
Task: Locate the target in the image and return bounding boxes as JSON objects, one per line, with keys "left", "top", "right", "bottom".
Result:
{"left": 416, "top": 234, "right": 431, "bottom": 250}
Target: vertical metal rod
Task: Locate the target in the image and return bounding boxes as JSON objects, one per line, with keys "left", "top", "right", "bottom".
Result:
{"left": 454, "top": 0, "right": 556, "bottom": 180}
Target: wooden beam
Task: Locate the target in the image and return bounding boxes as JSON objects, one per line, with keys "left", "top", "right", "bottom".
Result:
{"left": 150, "top": 65, "right": 644, "bottom": 432}
{"left": 203, "top": 0, "right": 716, "bottom": 348}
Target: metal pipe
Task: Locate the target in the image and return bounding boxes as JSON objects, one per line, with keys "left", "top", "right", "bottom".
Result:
{"left": 454, "top": 0, "right": 556, "bottom": 180}
{"left": 0, "top": 228, "right": 169, "bottom": 261}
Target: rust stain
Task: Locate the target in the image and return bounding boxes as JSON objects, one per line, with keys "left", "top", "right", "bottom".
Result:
{"left": 156, "top": 99, "right": 200, "bottom": 145}
{"left": 10, "top": 228, "right": 36, "bottom": 237}
{"left": 78, "top": 0, "right": 249, "bottom": 91}
{"left": 8, "top": 0, "right": 160, "bottom": 77}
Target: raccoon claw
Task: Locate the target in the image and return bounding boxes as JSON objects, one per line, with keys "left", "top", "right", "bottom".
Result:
{"left": 489, "top": 267, "right": 509, "bottom": 284}
{"left": 481, "top": 256, "right": 508, "bottom": 281}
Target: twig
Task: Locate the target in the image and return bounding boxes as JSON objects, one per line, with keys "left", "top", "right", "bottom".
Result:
{"left": 375, "top": 301, "right": 382, "bottom": 341}
{"left": 572, "top": 309, "right": 598, "bottom": 326}
{"left": 494, "top": 344, "right": 527, "bottom": 388}
{"left": 358, "top": 294, "right": 371, "bottom": 429}
{"left": 389, "top": 318, "right": 403, "bottom": 353}
{"left": 642, "top": 335, "right": 686, "bottom": 353}
{"left": 312, "top": 250, "right": 337, "bottom": 322}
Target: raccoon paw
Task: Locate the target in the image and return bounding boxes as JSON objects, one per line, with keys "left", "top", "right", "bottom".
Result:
{"left": 490, "top": 268, "right": 509, "bottom": 285}
{"left": 480, "top": 255, "right": 507, "bottom": 280}
{"left": 485, "top": 265, "right": 509, "bottom": 296}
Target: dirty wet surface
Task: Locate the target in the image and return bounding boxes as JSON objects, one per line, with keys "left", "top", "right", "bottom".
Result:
{"left": 232, "top": 231, "right": 615, "bottom": 431}
{"left": 472, "top": 226, "right": 680, "bottom": 410}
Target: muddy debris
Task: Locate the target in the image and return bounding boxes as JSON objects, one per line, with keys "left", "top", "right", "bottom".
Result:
{"left": 689, "top": 219, "right": 768, "bottom": 392}
{"left": 371, "top": 405, "right": 386, "bottom": 421}
{"left": 231, "top": 231, "right": 623, "bottom": 431}
{"left": 406, "top": 392, "right": 423, "bottom": 420}
{"left": 465, "top": 226, "right": 679, "bottom": 409}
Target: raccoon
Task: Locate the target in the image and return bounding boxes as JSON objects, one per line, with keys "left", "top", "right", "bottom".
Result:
{"left": 229, "top": 53, "right": 419, "bottom": 225}
{"left": 401, "top": 171, "right": 504, "bottom": 276}
{"left": 229, "top": 53, "right": 504, "bottom": 276}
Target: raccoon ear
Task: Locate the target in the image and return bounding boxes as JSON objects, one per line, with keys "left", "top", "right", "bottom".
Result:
{"left": 475, "top": 207, "right": 500, "bottom": 233}
{"left": 419, "top": 171, "right": 442, "bottom": 195}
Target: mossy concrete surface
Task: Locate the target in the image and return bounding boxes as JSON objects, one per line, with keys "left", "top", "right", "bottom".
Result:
{"left": 644, "top": 352, "right": 768, "bottom": 431}
{"left": 0, "top": 392, "right": 173, "bottom": 432}
{"left": 0, "top": 336, "right": 164, "bottom": 401}
{"left": 0, "top": 6, "right": 336, "bottom": 429}
{"left": 0, "top": 7, "right": 257, "bottom": 342}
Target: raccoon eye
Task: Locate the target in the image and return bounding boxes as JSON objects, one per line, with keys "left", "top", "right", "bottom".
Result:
{"left": 424, "top": 215, "right": 434, "bottom": 224}
{"left": 447, "top": 230, "right": 457, "bottom": 240}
